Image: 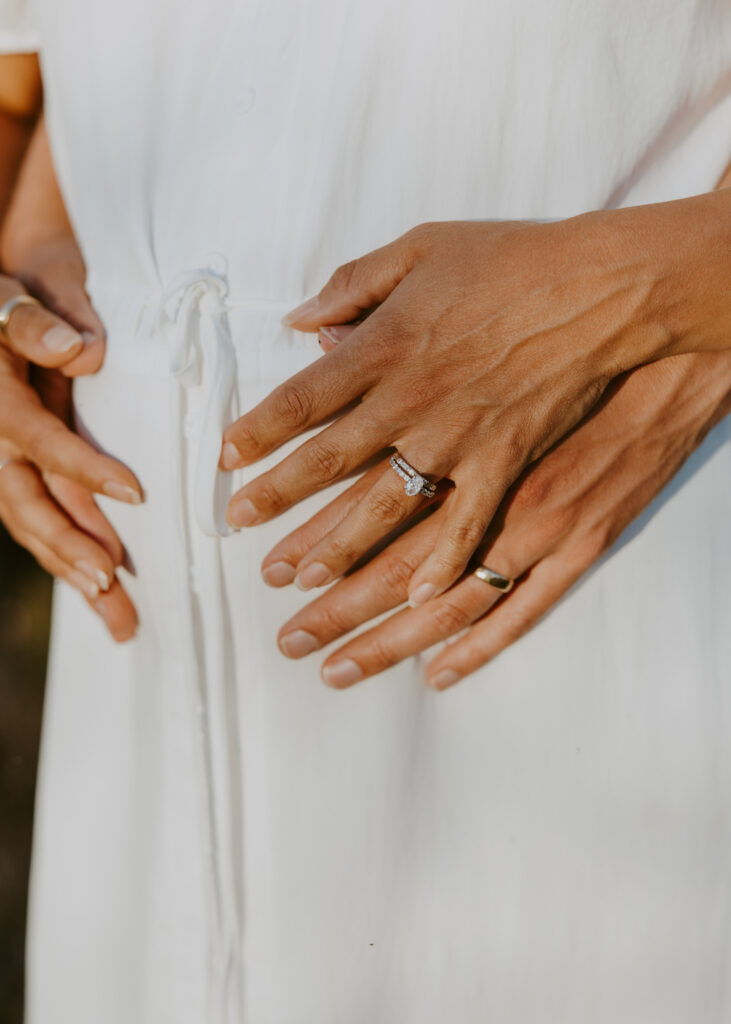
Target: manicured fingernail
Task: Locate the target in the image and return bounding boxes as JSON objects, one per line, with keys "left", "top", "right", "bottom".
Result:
{"left": 322, "top": 658, "right": 363, "bottom": 688}
{"left": 42, "top": 324, "right": 83, "bottom": 353}
{"left": 262, "top": 561, "right": 296, "bottom": 587}
{"left": 428, "top": 669, "right": 460, "bottom": 691}
{"left": 279, "top": 629, "right": 319, "bottom": 658}
{"left": 295, "top": 561, "right": 332, "bottom": 590}
{"left": 408, "top": 582, "right": 438, "bottom": 608}
{"left": 74, "top": 560, "right": 112, "bottom": 592}
{"left": 228, "top": 497, "right": 260, "bottom": 527}
{"left": 281, "top": 295, "right": 319, "bottom": 326}
{"left": 67, "top": 569, "right": 99, "bottom": 600}
{"left": 220, "top": 441, "right": 241, "bottom": 470}
{"left": 101, "top": 481, "right": 142, "bottom": 504}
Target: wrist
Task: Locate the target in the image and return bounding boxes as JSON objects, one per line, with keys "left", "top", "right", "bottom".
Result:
{"left": 600, "top": 192, "right": 731, "bottom": 364}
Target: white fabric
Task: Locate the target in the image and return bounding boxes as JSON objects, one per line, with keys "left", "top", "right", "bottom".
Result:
{"left": 6, "top": 1, "right": 731, "bottom": 1022}
{"left": 0, "top": 0, "right": 37, "bottom": 51}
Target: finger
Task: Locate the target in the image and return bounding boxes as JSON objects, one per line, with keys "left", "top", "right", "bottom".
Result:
{"left": 220, "top": 317, "right": 385, "bottom": 470}
{"left": 282, "top": 234, "right": 418, "bottom": 330}
{"left": 12, "top": 526, "right": 104, "bottom": 600}
{"left": 277, "top": 513, "right": 442, "bottom": 658}
{"left": 0, "top": 460, "right": 117, "bottom": 592}
{"left": 86, "top": 579, "right": 138, "bottom": 643}
{"left": 407, "top": 475, "right": 502, "bottom": 607}
{"left": 0, "top": 278, "right": 85, "bottom": 367}
{"left": 226, "top": 405, "right": 389, "bottom": 528}
{"left": 261, "top": 461, "right": 387, "bottom": 587}
{"left": 14, "top": 522, "right": 137, "bottom": 642}
{"left": 20, "top": 255, "right": 107, "bottom": 377}
{"left": 291, "top": 460, "right": 439, "bottom": 591}
{"left": 317, "top": 569, "right": 513, "bottom": 689}
{"left": 43, "top": 472, "right": 126, "bottom": 566}
{"left": 424, "top": 553, "right": 580, "bottom": 690}
{"left": 0, "top": 377, "right": 143, "bottom": 502}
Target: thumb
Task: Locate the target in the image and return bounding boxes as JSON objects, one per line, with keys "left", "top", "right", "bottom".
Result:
{"left": 282, "top": 235, "right": 417, "bottom": 332}
{"left": 0, "top": 277, "right": 86, "bottom": 368}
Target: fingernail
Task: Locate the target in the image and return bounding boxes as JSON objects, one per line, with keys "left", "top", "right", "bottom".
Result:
{"left": 322, "top": 658, "right": 363, "bottom": 688}
{"left": 67, "top": 569, "right": 100, "bottom": 600}
{"left": 262, "top": 561, "right": 296, "bottom": 587}
{"left": 81, "top": 330, "right": 99, "bottom": 346}
{"left": 279, "top": 629, "right": 319, "bottom": 658}
{"left": 319, "top": 325, "right": 349, "bottom": 344}
{"left": 408, "top": 582, "right": 438, "bottom": 608}
{"left": 281, "top": 295, "right": 319, "bottom": 326}
{"left": 428, "top": 669, "right": 460, "bottom": 691}
{"left": 42, "top": 324, "right": 83, "bottom": 353}
{"left": 228, "top": 497, "right": 260, "bottom": 527}
{"left": 295, "top": 561, "right": 332, "bottom": 590}
{"left": 74, "top": 559, "right": 112, "bottom": 592}
{"left": 102, "top": 481, "right": 142, "bottom": 504}
{"left": 220, "top": 441, "right": 241, "bottom": 470}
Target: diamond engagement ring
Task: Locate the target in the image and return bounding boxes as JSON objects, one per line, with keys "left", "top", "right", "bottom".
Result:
{"left": 0, "top": 294, "right": 41, "bottom": 339}
{"left": 389, "top": 453, "right": 438, "bottom": 498}
{"left": 472, "top": 564, "right": 514, "bottom": 592}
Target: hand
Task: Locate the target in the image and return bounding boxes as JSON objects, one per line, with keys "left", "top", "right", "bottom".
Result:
{"left": 222, "top": 201, "right": 724, "bottom": 608}
{"left": 0, "top": 251, "right": 143, "bottom": 641}
{"left": 261, "top": 351, "right": 731, "bottom": 689}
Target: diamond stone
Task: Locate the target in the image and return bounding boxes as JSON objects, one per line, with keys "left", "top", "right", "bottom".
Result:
{"left": 405, "top": 475, "right": 424, "bottom": 497}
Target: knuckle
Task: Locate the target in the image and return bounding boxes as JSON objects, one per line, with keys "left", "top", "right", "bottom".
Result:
{"left": 448, "top": 517, "right": 486, "bottom": 551}
{"left": 274, "top": 381, "right": 313, "bottom": 428}
{"left": 302, "top": 440, "right": 345, "bottom": 483}
{"left": 431, "top": 598, "right": 472, "bottom": 635}
{"left": 579, "top": 524, "right": 613, "bottom": 564}
{"left": 255, "top": 479, "right": 289, "bottom": 515}
{"left": 315, "top": 603, "right": 352, "bottom": 639}
{"left": 380, "top": 553, "right": 417, "bottom": 594}
{"left": 364, "top": 635, "right": 397, "bottom": 671}
{"left": 326, "top": 534, "right": 359, "bottom": 566}
{"left": 501, "top": 608, "right": 535, "bottom": 644}
{"left": 328, "top": 260, "right": 359, "bottom": 294}
{"left": 366, "top": 490, "right": 407, "bottom": 525}
{"left": 228, "top": 419, "right": 259, "bottom": 455}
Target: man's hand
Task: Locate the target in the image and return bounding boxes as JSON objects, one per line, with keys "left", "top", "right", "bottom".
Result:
{"left": 220, "top": 197, "right": 731, "bottom": 612}
{"left": 262, "top": 351, "right": 731, "bottom": 689}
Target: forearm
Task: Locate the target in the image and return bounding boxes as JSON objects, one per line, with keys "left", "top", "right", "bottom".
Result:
{"left": 1, "top": 115, "right": 79, "bottom": 277}
{"left": 0, "top": 54, "right": 42, "bottom": 227}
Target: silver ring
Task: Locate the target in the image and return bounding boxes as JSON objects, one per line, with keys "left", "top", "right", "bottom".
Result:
{"left": 472, "top": 564, "right": 514, "bottom": 592}
{"left": 0, "top": 294, "right": 42, "bottom": 339}
{"left": 389, "top": 453, "right": 437, "bottom": 498}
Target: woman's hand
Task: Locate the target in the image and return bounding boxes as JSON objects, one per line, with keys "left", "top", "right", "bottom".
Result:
{"left": 261, "top": 351, "right": 731, "bottom": 689}
{"left": 0, "top": 265, "right": 142, "bottom": 641}
{"left": 221, "top": 196, "right": 731, "bottom": 608}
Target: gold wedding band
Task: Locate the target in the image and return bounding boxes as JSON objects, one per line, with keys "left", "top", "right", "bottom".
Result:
{"left": 472, "top": 564, "right": 514, "bottom": 592}
{"left": 0, "top": 294, "right": 42, "bottom": 339}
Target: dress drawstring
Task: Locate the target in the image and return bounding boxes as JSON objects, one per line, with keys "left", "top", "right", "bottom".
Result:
{"left": 157, "top": 259, "right": 244, "bottom": 1022}
{"left": 159, "top": 261, "right": 239, "bottom": 538}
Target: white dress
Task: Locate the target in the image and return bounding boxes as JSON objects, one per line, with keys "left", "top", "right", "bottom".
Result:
{"left": 2, "top": 2, "right": 731, "bottom": 1022}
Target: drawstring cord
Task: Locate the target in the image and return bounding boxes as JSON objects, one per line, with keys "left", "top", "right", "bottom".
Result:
{"left": 159, "top": 261, "right": 239, "bottom": 538}
{"left": 157, "top": 260, "right": 243, "bottom": 1021}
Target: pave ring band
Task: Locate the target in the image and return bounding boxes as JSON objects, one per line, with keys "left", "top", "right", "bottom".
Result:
{"left": 0, "top": 294, "right": 42, "bottom": 339}
{"left": 472, "top": 564, "right": 514, "bottom": 593}
{"left": 389, "top": 453, "right": 438, "bottom": 498}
